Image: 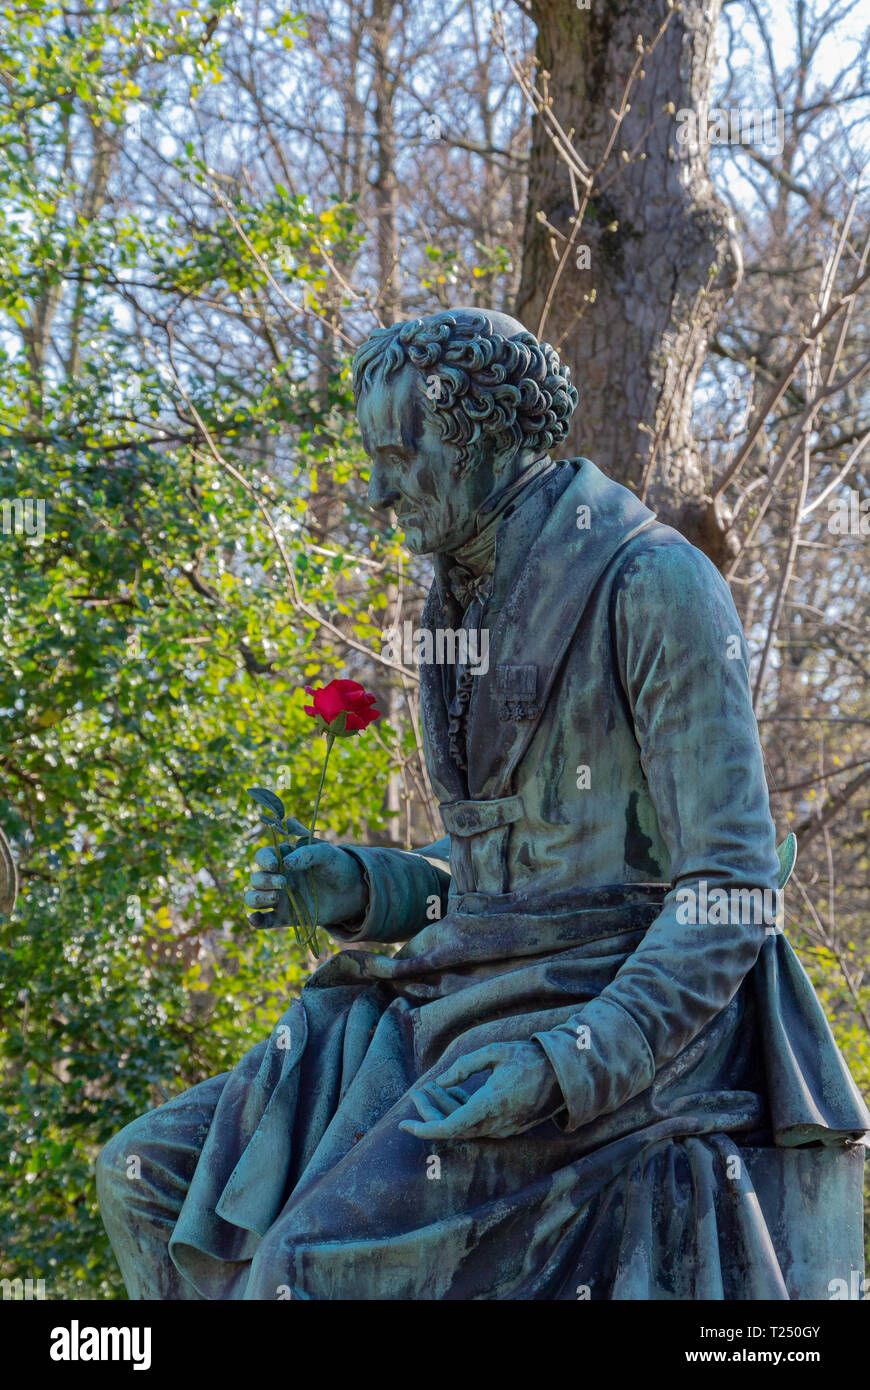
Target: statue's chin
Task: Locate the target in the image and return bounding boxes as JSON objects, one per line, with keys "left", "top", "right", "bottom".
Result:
{"left": 403, "top": 520, "right": 464, "bottom": 556}
{"left": 403, "top": 528, "right": 431, "bottom": 555}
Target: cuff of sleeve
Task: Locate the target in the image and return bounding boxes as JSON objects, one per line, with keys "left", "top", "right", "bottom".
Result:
{"left": 328, "top": 845, "right": 448, "bottom": 944}
{"left": 532, "top": 994, "right": 656, "bottom": 1132}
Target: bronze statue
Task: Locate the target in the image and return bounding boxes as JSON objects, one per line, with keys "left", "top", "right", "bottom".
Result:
{"left": 98, "top": 309, "right": 868, "bottom": 1300}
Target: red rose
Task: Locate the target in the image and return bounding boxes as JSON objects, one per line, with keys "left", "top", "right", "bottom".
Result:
{"left": 303, "top": 678, "right": 381, "bottom": 734}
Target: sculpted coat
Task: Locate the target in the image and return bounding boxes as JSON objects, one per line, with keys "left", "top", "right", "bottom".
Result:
{"left": 98, "top": 455, "right": 869, "bottom": 1300}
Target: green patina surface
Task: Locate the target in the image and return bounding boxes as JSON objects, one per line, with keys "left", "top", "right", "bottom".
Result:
{"left": 98, "top": 310, "right": 868, "bottom": 1300}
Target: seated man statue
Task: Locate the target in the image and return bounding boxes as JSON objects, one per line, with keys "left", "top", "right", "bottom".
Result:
{"left": 98, "top": 308, "right": 869, "bottom": 1300}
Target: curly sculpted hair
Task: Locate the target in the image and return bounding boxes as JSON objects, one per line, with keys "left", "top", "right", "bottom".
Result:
{"left": 351, "top": 310, "right": 578, "bottom": 467}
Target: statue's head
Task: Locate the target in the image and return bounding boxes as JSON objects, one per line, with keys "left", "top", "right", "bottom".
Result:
{"left": 352, "top": 308, "right": 578, "bottom": 555}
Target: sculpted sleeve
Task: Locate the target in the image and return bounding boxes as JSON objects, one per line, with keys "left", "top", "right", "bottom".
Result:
{"left": 533, "top": 540, "right": 781, "bottom": 1131}
{"left": 328, "top": 837, "right": 452, "bottom": 944}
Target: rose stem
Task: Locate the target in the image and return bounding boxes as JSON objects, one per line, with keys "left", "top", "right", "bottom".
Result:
{"left": 303, "top": 731, "right": 335, "bottom": 954}
{"left": 270, "top": 823, "right": 311, "bottom": 950}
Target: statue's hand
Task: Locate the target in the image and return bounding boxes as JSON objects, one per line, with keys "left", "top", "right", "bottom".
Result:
{"left": 399, "top": 1041, "right": 564, "bottom": 1141}
{"left": 245, "top": 841, "right": 367, "bottom": 931}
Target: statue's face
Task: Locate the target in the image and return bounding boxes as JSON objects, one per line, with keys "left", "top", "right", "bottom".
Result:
{"left": 357, "top": 364, "right": 498, "bottom": 556}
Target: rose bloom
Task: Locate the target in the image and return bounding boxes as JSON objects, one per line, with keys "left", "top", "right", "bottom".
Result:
{"left": 303, "top": 679, "right": 381, "bottom": 733}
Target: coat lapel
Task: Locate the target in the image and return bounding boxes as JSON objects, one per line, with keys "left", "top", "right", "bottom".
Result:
{"left": 418, "top": 562, "right": 468, "bottom": 803}
{"left": 465, "top": 459, "right": 658, "bottom": 798}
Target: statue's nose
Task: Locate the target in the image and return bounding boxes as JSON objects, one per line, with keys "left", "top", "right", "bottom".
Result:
{"left": 368, "top": 476, "right": 401, "bottom": 512}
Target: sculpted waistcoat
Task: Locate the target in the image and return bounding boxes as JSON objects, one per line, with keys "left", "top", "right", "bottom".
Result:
{"left": 419, "top": 457, "right": 679, "bottom": 898}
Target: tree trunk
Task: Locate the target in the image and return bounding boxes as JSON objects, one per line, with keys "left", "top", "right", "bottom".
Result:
{"left": 371, "top": 0, "right": 400, "bottom": 322}
{"left": 516, "top": 0, "right": 741, "bottom": 565}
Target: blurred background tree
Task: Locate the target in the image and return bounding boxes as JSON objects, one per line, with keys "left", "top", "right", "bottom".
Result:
{"left": 0, "top": 0, "right": 867, "bottom": 1296}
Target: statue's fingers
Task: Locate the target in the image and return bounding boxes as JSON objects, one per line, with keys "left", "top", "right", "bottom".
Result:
{"left": 420, "top": 1080, "right": 464, "bottom": 1116}
{"left": 283, "top": 846, "right": 316, "bottom": 873}
{"left": 400, "top": 1091, "right": 494, "bottom": 1141}
{"left": 254, "top": 847, "right": 280, "bottom": 871}
{"left": 245, "top": 889, "right": 280, "bottom": 909}
{"left": 437, "top": 1047, "right": 499, "bottom": 1089}
{"left": 410, "top": 1081, "right": 463, "bottom": 1121}
{"left": 406, "top": 1087, "right": 450, "bottom": 1124}
{"left": 303, "top": 841, "right": 337, "bottom": 866}
{"left": 399, "top": 1112, "right": 490, "bottom": 1141}
{"left": 399, "top": 1118, "right": 447, "bottom": 1138}
{"left": 247, "top": 910, "right": 273, "bottom": 928}
{"left": 250, "top": 871, "right": 286, "bottom": 890}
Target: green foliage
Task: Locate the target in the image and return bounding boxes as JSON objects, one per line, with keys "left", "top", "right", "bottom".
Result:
{"left": 0, "top": 0, "right": 396, "bottom": 1299}
{"left": 0, "top": 0, "right": 866, "bottom": 1300}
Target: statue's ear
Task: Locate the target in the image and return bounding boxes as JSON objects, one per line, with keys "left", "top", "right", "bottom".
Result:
{"left": 776, "top": 832, "right": 797, "bottom": 890}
